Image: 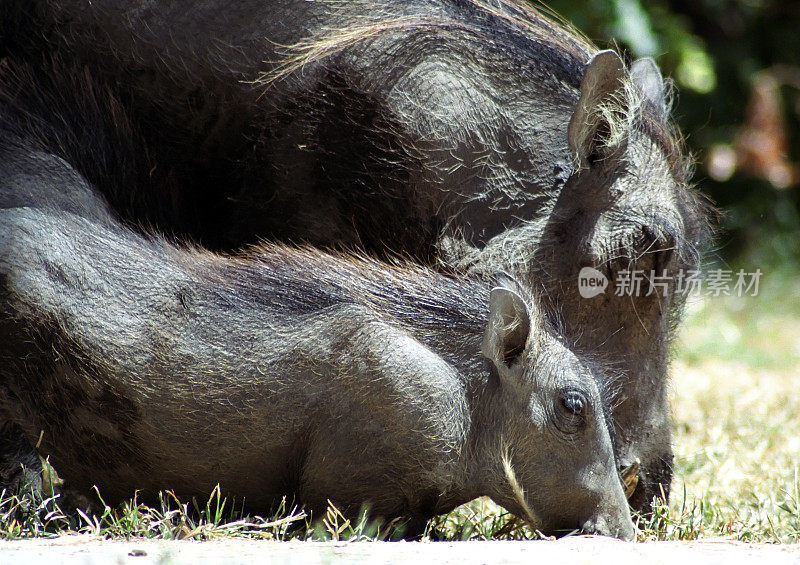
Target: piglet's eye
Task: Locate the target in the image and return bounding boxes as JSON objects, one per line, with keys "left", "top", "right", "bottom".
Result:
{"left": 560, "top": 391, "right": 585, "bottom": 416}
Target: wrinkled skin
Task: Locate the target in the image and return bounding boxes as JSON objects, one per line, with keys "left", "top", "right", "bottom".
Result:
{"left": 0, "top": 74, "right": 634, "bottom": 535}
{"left": 0, "top": 0, "right": 709, "bottom": 512}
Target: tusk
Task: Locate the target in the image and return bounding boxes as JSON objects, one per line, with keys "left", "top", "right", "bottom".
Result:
{"left": 620, "top": 458, "right": 640, "bottom": 499}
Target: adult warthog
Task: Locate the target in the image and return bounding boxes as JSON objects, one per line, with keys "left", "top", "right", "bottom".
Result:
{"left": 0, "top": 0, "right": 710, "bottom": 511}
{"left": 0, "top": 55, "right": 639, "bottom": 538}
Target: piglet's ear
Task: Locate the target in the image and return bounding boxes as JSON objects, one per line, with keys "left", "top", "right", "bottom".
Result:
{"left": 630, "top": 57, "right": 667, "bottom": 116}
{"left": 482, "top": 284, "right": 531, "bottom": 380}
{"left": 568, "top": 49, "right": 626, "bottom": 166}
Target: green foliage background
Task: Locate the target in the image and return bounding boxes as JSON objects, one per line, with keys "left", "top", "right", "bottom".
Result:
{"left": 542, "top": 0, "right": 800, "bottom": 267}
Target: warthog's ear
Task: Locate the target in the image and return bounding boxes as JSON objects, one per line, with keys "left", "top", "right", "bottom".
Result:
{"left": 483, "top": 284, "right": 531, "bottom": 380}
{"left": 489, "top": 271, "right": 525, "bottom": 296}
{"left": 568, "top": 49, "right": 626, "bottom": 167}
{"left": 630, "top": 57, "right": 667, "bottom": 116}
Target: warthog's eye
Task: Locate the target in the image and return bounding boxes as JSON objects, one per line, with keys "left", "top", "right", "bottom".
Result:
{"left": 561, "top": 391, "right": 585, "bottom": 416}
{"left": 555, "top": 390, "right": 589, "bottom": 434}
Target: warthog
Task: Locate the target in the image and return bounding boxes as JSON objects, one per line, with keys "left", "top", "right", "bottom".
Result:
{"left": 0, "top": 0, "right": 710, "bottom": 511}
{"left": 0, "top": 206, "right": 635, "bottom": 539}
{"left": 0, "top": 61, "right": 634, "bottom": 534}
{"left": 0, "top": 57, "right": 639, "bottom": 539}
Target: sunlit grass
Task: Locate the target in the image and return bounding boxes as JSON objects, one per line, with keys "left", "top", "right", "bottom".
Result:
{"left": 661, "top": 268, "right": 800, "bottom": 543}
{"left": 0, "top": 485, "right": 310, "bottom": 541}
{"left": 678, "top": 267, "right": 800, "bottom": 370}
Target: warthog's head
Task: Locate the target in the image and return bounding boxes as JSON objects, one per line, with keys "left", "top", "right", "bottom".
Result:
{"left": 479, "top": 275, "right": 635, "bottom": 540}
{"left": 473, "top": 50, "right": 711, "bottom": 514}
{"left": 549, "top": 51, "right": 710, "bottom": 513}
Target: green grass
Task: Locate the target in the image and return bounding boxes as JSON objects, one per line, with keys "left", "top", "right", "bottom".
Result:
{"left": 678, "top": 264, "right": 800, "bottom": 370}
{"left": 2, "top": 267, "right": 799, "bottom": 543}
{"left": 659, "top": 266, "right": 800, "bottom": 543}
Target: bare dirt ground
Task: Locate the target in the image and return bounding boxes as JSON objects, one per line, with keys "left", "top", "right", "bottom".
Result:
{"left": 1, "top": 536, "right": 798, "bottom": 564}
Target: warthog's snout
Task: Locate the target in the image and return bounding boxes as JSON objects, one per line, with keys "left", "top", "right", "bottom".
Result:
{"left": 580, "top": 515, "right": 637, "bottom": 541}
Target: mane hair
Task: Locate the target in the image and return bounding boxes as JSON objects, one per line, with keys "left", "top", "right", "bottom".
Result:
{"left": 258, "top": 0, "right": 690, "bottom": 186}
{"left": 258, "top": 0, "right": 593, "bottom": 86}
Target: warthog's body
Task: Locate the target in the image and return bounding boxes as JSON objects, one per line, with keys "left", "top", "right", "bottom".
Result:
{"left": 1, "top": 205, "right": 635, "bottom": 539}
{"left": 0, "top": 0, "right": 709, "bottom": 510}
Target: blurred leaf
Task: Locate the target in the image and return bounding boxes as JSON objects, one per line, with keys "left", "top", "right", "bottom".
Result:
{"left": 677, "top": 43, "right": 717, "bottom": 94}
{"left": 612, "top": 0, "right": 659, "bottom": 57}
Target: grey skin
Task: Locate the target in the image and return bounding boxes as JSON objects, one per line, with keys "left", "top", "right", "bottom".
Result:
{"left": 0, "top": 0, "right": 710, "bottom": 511}
{"left": 0, "top": 201, "right": 635, "bottom": 539}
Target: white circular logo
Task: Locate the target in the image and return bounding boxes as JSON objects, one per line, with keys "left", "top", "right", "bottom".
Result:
{"left": 578, "top": 267, "right": 608, "bottom": 298}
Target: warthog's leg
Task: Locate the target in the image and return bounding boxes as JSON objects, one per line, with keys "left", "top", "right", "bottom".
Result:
{"left": 0, "top": 422, "right": 42, "bottom": 497}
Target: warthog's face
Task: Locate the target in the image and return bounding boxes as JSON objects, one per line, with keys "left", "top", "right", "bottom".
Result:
{"left": 474, "top": 52, "right": 709, "bottom": 514}
{"left": 481, "top": 276, "right": 636, "bottom": 540}
{"left": 528, "top": 121, "right": 692, "bottom": 516}
{"left": 543, "top": 52, "right": 708, "bottom": 513}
